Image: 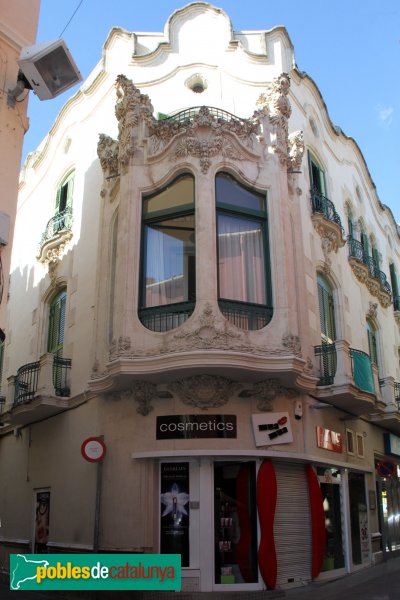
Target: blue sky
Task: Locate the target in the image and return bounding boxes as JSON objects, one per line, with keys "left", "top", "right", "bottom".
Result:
{"left": 23, "top": 0, "right": 400, "bottom": 223}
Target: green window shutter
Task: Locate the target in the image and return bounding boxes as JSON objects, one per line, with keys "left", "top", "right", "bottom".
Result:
{"left": 366, "top": 321, "right": 379, "bottom": 372}
{"left": 390, "top": 263, "right": 399, "bottom": 298}
{"left": 348, "top": 218, "right": 354, "bottom": 239}
{"left": 48, "top": 290, "right": 66, "bottom": 357}
{"left": 66, "top": 174, "right": 74, "bottom": 209}
{"left": 361, "top": 233, "right": 369, "bottom": 255}
{"left": 372, "top": 248, "right": 380, "bottom": 271}
{"left": 317, "top": 277, "right": 336, "bottom": 343}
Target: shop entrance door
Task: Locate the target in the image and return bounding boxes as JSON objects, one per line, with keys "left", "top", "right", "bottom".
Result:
{"left": 212, "top": 460, "right": 261, "bottom": 591}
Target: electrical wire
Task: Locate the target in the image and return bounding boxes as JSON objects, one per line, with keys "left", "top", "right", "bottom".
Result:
{"left": 59, "top": 0, "right": 85, "bottom": 38}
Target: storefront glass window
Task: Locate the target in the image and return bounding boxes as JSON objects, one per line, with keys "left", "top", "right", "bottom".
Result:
{"left": 214, "top": 461, "right": 258, "bottom": 584}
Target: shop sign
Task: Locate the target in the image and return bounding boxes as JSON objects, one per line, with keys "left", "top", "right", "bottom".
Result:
{"left": 156, "top": 415, "right": 236, "bottom": 440}
{"left": 384, "top": 432, "right": 400, "bottom": 457}
{"left": 252, "top": 412, "right": 293, "bottom": 447}
{"left": 316, "top": 426, "right": 342, "bottom": 453}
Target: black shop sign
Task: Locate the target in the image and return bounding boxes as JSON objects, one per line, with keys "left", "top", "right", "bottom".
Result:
{"left": 156, "top": 414, "right": 237, "bottom": 440}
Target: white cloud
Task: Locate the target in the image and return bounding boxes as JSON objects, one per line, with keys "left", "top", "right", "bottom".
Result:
{"left": 377, "top": 105, "right": 394, "bottom": 126}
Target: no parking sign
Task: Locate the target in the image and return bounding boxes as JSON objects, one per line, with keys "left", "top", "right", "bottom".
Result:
{"left": 376, "top": 459, "right": 396, "bottom": 478}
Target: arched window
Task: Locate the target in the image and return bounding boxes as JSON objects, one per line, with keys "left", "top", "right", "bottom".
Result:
{"left": 216, "top": 172, "right": 272, "bottom": 330}
{"left": 139, "top": 174, "right": 195, "bottom": 332}
{"left": 317, "top": 274, "right": 336, "bottom": 344}
{"left": 48, "top": 289, "right": 67, "bottom": 357}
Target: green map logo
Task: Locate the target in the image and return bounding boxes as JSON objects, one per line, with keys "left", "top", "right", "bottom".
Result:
{"left": 10, "top": 554, "right": 181, "bottom": 591}
{"left": 11, "top": 555, "right": 50, "bottom": 590}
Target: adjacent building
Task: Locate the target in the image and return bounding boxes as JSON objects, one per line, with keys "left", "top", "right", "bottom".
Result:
{"left": 0, "top": 0, "right": 40, "bottom": 391}
{"left": 1, "top": 3, "right": 400, "bottom": 593}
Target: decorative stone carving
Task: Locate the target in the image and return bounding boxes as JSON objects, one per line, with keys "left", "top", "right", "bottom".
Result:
{"left": 311, "top": 214, "right": 346, "bottom": 257}
{"left": 168, "top": 375, "right": 239, "bottom": 410}
{"left": 288, "top": 130, "right": 304, "bottom": 171}
{"left": 109, "top": 336, "right": 131, "bottom": 358}
{"left": 115, "top": 75, "right": 154, "bottom": 171}
{"left": 172, "top": 303, "right": 241, "bottom": 350}
{"left": 107, "top": 380, "right": 158, "bottom": 415}
{"left": 97, "top": 134, "right": 119, "bottom": 177}
{"left": 367, "top": 302, "right": 378, "bottom": 319}
{"left": 239, "top": 378, "right": 299, "bottom": 411}
{"left": 148, "top": 106, "right": 259, "bottom": 173}
{"left": 256, "top": 73, "right": 291, "bottom": 166}
{"left": 349, "top": 258, "right": 392, "bottom": 308}
{"left": 282, "top": 333, "right": 302, "bottom": 357}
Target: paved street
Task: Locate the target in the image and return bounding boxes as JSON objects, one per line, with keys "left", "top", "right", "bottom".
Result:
{"left": 1, "top": 555, "right": 399, "bottom": 599}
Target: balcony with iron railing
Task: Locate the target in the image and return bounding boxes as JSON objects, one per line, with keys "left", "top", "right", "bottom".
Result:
{"left": 347, "top": 238, "right": 392, "bottom": 307}
{"left": 37, "top": 207, "right": 73, "bottom": 262}
{"left": 4, "top": 354, "right": 72, "bottom": 426}
{"left": 312, "top": 340, "right": 380, "bottom": 415}
{"left": 310, "top": 190, "right": 346, "bottom": 253}
{"left": 164, "top": 106, "right": 245, "bottom": 125}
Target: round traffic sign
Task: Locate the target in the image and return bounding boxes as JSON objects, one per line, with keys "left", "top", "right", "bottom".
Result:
{"left": 81, "top": 437, "right": 106, "bottom": 463}
{"left": 376, "top": 459, "right": 396, "bottom": 478}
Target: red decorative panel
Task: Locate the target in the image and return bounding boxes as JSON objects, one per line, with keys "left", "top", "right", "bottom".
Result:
{"left": 257, "top": 459, "right": 277, "bottom": 590}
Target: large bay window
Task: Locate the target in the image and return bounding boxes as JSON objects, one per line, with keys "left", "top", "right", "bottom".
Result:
{"left": 216, "top": 173, "right": 272, "bottom": 330}
{"left": 139, "top": 174, "right": 195, "bottom": 332}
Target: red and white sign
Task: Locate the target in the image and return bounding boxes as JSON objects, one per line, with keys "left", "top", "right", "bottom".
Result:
{"left": 316, "top": 426, "right": 343, "bottom": 453}
{"left": 81, "top": 437, "right": 106, "bottom": 463}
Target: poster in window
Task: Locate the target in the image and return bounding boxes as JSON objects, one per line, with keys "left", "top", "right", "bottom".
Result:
{"left": 35, "top": 491, "right": 50, "bottom": 553}
{"left": 160, "top": 462, "right": 189, "bottom": 567}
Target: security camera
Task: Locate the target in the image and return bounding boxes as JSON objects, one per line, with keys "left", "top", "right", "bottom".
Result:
{"left": 294, "top": 400, "right": 303, "bottom": 420}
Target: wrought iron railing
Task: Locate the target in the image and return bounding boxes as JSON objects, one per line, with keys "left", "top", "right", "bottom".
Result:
{"left": 53, "top": 356, "right": 71, "bottom": 397}
{"left": 14, "top": 361, "right": 40, "bottom": 405}
{"left": 310, "top": 189, "right": 344, "bottom": 234}
{"left": 394, "top": 296, "right": 400, "bottom": 311}
{"left": 349, "top": 348, "right": 375, "bottom": 394}
{"left": 139, "top": 301, "right": 195, "bottom": 332}
{"left": 314, "top": 343, "right": 337, "bottom": 386}
{"left": 14, "top": 356, "right": 71, "bottom": 405}
{"left": 218, "top": 299, "right": 273, "bottom": 331}
{"left": 39, "top": 206, "right": 73, "bottom": 248}
{"left": 165, "top": 106, "right": 244, "bottom": 125}
{"left": 347, "top": 238, "right": 392, "bottom": 296}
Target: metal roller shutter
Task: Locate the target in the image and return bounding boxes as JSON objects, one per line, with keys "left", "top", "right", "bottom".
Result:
{"left": 274, "top": 462, "right": 312, "bottom": 586}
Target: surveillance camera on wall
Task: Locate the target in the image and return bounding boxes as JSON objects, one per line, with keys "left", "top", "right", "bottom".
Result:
{"left": 17, "top": 39, "right": 82, "bottom": 101}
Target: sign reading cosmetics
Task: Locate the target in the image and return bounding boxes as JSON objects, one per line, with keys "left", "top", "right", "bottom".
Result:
{"left": 156, "top": 415, "right": 236, "bottom": 440}
{"left": 160, "top": 462, "right": 190, "bottom": 567}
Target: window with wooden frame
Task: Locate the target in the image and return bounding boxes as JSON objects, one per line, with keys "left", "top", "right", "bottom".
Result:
{"left": 356, "top": 433, "right": 364, "bottom": 458}
{"left": 215, "top": 172, "right": 272, "bottom": 330}
{"left": 346, "top": 429, "right": 355, "bottom": 455}
{"left": 139, "top": 174, "right": 195, "bottom": 332}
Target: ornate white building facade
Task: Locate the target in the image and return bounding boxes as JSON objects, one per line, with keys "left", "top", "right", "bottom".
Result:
{"left": 1, "top": 3, "right": 400, "bottom": 593}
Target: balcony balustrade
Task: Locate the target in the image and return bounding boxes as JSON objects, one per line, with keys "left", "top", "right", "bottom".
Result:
{"left": 314, "top": 343, "right": 337, "bottom": 386}
{"left": 138, "top": 301, "right": 195, "bottom": 332}
{"left": 312, "top": 340, "right": 380, "bottom": 415}
{"left": 0, "top": 354, "right": 72, "bottom": 427}
{"left": 218, "top": 300, "right": 273, "bottom": 331}
{"left": 347, "top": 238, "right": 392, "bottom": 307}
{"left": 310, "top": 190, "right": 345, "bottom": 254}
{"left": 37, "top": 207, "right": 73, "bottom": 262}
